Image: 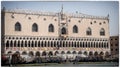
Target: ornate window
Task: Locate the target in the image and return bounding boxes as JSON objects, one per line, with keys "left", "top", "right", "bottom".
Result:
{"left": 100, "top": 28, "right": 105, "bottom": 36}
{"left": 86, "top": 27, "right": 92, "bottom": 35}
{"left": 49, "top": 24, "right": 54, "bottom": 32}
{"left": 73, "top": 25, "right": 78, "bottom": 33}
{"left": 61, "top": 27, "right": 66, "bottom": 34}
{"left": 32, "top": 23, "right": 38, "bottom": 32}
{"left": 15, "top": 22, "right": 21, "bottom": 31}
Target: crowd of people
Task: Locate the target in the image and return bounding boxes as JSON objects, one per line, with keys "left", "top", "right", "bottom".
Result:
{"left": 1, "top": 53, "right": 119, "bottom": 66}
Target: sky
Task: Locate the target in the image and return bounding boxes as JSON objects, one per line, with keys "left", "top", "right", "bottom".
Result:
{"left": 1, "top": 1, "right": 119, "bottom": 36}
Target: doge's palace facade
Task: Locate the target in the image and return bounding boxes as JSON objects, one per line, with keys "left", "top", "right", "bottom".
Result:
{"left": 1, "top": 7, "right": 110, "bottom": 59}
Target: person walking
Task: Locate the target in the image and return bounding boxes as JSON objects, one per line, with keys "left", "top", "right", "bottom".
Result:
{"left": 8, "top": 54, "right": 12, "bottom": 66}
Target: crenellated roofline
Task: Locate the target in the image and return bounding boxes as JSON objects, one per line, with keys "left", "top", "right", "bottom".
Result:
{"left": 3, "top": 8, "right": 109, "bottom": 20}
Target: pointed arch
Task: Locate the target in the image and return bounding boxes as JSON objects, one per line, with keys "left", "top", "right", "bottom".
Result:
{"left": 84, "top": 51, "right": 87, "bottom": 55}
{"left": 83, "top": 42, "right": 84, "bottom": 47}
{"left": 100, "top": 51, "right": 104, "bottom": 56}
{"left": 41, "top": 41, "right": 43, "bottom": 47}
{"left": 14, "top": 40, "right": 16, "bottom": 47}
{"left": 36, "top": 51, "right": 40, "bottom": 56}
{"left": 94, "top": 51, "right": 98, "bottom": 57}
{"left": 85, "top": 42, "right": 87, "bottom": 47}
{"left": 21, "top": 40, "right": 24, "bottom": 47}
{"left": 88, "top": 42, "right": 90, "bottom": 47}
{"left": 10, "top": 40, "right": 13, "bottom": 47}
{"left": 15, "top": 22, "right": 21, "bottom": 31}
{"left": 77, "top": 42, "right": 79, "bottom": 47}
{"left": 80, "top": 42, "right": 82, "bottom": 47}
{"left": 42, "top": 51, "right": 47, "bottom": 56}
{"left": 61, "top": 51, "right": 65, "bottom": 54}
{"left": 73, "top": 25, "right": 78, "bottom": 33}
{"left": 54, "top": 51, "right": 59, "bottom": 55}
{"left": 96, "top": 42, "right": 98, "bottom": 48}
{"left": 25, "top": 41, "right": 27, "bottom": 47}
{"left": 61, "top": 27, "right": 66, "bottom": 34}
{"left": 99, "top": 42, "right": 101, "bottom": 48}
{"left": 29, "top": 51, "right": 34, "bottom": 56}
{"left": 100, "top": 28, "right": 105, "bottom": 36}
{"left": 48, "top": 51, "right": 53, "bottom": 56}
{"left": 32, "top": 23, "right": 38, "bottom": 32}
{"left": 44, "top": 41, "right": 46, "bottom": 47}
{"left": 105, "top": 51, "right": 109, "bottom": 58}
{"left": 86, "top": 27, "right": 92, "bottom": 35}
{"left": 89, "top": 51, "right": 93, "bottom": 56}
{"left": 48, "top": 41, "right": 50, "bottom": 47}
{"left": 31, "top": 41, "right": 34, "bottom": 47}
{"left": 38, "top": 41, "right": 40, "bottom": 47}
{"left": 15, "top": 51, "right": 20, "bottom": 54}
{"left": 8, "top": 51, "right": 12, "bottom": 54}
{"left": 72, "top": 51, "right": 77, "bottom": 54}
{"left": 18, "top": 41, "right": 20, "bottom": 47}
{"left": 54, "top": 41, "right": 56, "bottom": 47}
{"left": 35, "top": 41, "right": 37, "bottom": 47}
{"left": 62, "top": 41, "right": 65, "bottom": 47}
{"left": 78, "top": 51, "right": 82, "bottom": 54}
{"left": 6, "top": 40, "right": 9, "bottom": 47}
{"left": 51, "top": 41, "right": 53, "bottom": 47}
{"left": 28, "top": 41, "right": 30, "bottom": 47}
{"left": 49, "top": 24, "right": 54, "bottom": 32}
{"left": 22, "top": 51, "right": 27, "bottom": 55}
{"left": 67, "top": 51, "right": 71, "bottom": 54}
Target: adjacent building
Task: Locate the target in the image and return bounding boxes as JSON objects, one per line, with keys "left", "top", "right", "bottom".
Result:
{"left": 110, "top": 36, "right": 119, "bottom": 58}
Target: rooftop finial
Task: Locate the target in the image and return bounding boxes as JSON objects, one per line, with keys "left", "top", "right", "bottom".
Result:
{"left": 61, "top": 4, "right": 63, "bottom": 14}
{"left": 107, "top": 14, "right": 109, "bottom": 19}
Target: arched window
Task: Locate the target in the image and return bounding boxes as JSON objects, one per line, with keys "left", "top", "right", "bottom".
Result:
{"left": 55, "top": 51, "right": 59, "bottom": 55}
{"left": 15, "top": 22, "right": 21, "bottom": 31}
{"left": 61, "top": 27, "right": 66, "bottom": 34}
{"left": 10, "top": 40, "right": 13, "bottom": 47}
{"left": 31, "top": 41, "right": 34, "bottom": 47}
{"left": 49, "top": 24, "right": 54, "bottom": 32}
{"left": 86, "top": 27, "right": 92, "bottom": 35}
{"left": 44, "top": 41, "right": 46, "bottom": 47}
{"left": 25, "top": 41, "right": 27, "bottom": 47}
{"left": 41, "top": 41, "right": 43, "bottom": 47}
{"left": 21, "top": 41, "right": 23, "bottom": 47}
{"left": 35, "top": 41, "right": 37, "bottom": 47}
{"left": 28, "top": 41, "right": 30, "bottom": 47}
{"left": 14, "top": 41, "right": 16, "bottom": 47}
{"left": 61, "top": 51, "right": 65, "bottom": 54}
{"left": 54, "top": 41, "right": 56, "bottom": 47}
{"left": 100, "top": 28, "right": 105, "bottom": 36}
{"left": 32, "top": 23, "right": 38, "bottom": 32}
{"left": 18, "top": 41, "right": 20, "bottom": 47}
{"left": 38, "top": 41, "right": 40, "bottom": 47}
{"left": 73, "top": 25, "right": 78, "bottom": 33}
